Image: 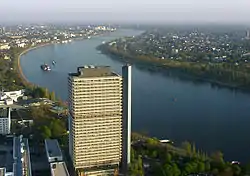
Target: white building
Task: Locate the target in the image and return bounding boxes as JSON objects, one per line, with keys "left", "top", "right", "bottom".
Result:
{"left": 0, "top": 108, "right": 11, "bottom": 135}
{"left": 17, "top": 43, "right": 26, "bottom": 48}
{"left": 0, "top": 90, "right": 24, "bottom": 103}
{"left": 0, "top": 44, "right": 10, "bottom": 50}
{"left": 3, "top": 55, "right": 10, "bottom": 60}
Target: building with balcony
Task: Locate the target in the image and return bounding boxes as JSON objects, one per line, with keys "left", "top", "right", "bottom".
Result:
{"left": 0, "top": 108, "right": 11, "bottom": 135}
{"left": 68, "top": 65, "right": 131, "bottom": 175}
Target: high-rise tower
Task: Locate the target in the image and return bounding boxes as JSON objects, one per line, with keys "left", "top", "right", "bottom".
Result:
{"left": 68, "top": 65, "right": 132, "bottom": 175}
{"left": 121, "top": 65, "right": 132, "bottom": 172}
{"left": 246, "top": 30, "right": 250, "bottom": 39}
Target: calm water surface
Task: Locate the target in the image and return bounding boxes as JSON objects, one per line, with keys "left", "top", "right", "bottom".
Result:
{"left": 20, "top": 29, "right": 250, "bottom": 162}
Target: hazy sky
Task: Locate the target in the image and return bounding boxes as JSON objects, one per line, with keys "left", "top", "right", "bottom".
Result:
{"left": 1, "top": 0, "right": 250, "bottom": 23}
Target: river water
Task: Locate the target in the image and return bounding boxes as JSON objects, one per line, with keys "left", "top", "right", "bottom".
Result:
{"left": 20, "top": 29, "right": 250, "bottom": 163}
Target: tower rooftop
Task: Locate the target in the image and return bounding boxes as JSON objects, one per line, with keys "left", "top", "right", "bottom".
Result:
{"left": 69, "top": 65, "right": 119, "bottom": 78}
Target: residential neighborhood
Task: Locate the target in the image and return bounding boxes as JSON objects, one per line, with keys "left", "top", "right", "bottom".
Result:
{"left": 109, "top": 28, "right": 250, "bottom": 65}
{"left": 0, "top": 24, "right": 117, "bottom": 61}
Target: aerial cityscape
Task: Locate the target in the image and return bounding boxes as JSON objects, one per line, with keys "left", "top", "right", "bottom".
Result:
{"left": 1, "top": 0, "right": 250, "bottom": 176}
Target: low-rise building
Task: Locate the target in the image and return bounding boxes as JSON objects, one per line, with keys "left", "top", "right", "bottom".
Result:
{"left": 17, "top": 43, "right": 26, "bottom": 48}
{"left": 45, "top": 139, "right": 63, "bottom": 163}
{"left": 0, "top": 44, "right": 10, "bottom": 50}
{"left": 3, "top": 55, "right": 10, "bottom": 60}
{"left": 45, "top": 139, "right": 69, "bottom": 176}
{"left": 0, "top": 108, "right": 11, "bottom": 135}
{"left": 0, "top": 138, "right": 14, "bottom": 176}
{"left": 13, "top": 135, "right": 32, "bottom": 176}
{"left": 50, "top": 162, "right": 70, "bottom": 176}
{"left": 0, "top": 136, "right": 32, "bottom": 176}
{"left": 0, "top": 90, "right": 24, "bottom": 103}
{"left": 5, "top": 98, "right": 13, "bottom": 105}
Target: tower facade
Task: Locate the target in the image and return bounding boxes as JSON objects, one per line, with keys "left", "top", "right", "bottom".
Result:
{"left": 246, "top": 30, "right": 250, "bottom": 39}
{"left": 68, "top": 65, "right": 131, "bottom": 175}
{"left": 121, "top": 65, "right": 132, "bottom": 172}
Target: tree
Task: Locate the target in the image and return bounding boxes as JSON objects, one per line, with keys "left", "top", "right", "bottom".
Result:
{"left": 165, "top": 153, "right": 172, "bottom": 163}
{"left": 30, "top": 107, "right": 45, "bottom": 119}
{"left": 211, "top": 168, "right": 219, "bottom": 175}
{"left": 182, "top": 141, "right": 191, "bottom": 156}
{"left": 129, "top": 156, "right": 144, "bottom": 176}
{"left": 146, "top": 138, "right": 158, "bottom": 145}
{"left": 50, "top": 91, "right": 56, "bottom": 101}
{"left": 197, "top": 162, "right": 205, "bottom": 173}
{"left": 151, "top": 150, "right": 158, "bottom": 158}
{"left": 205, "top": 162, "right": 211, "bottom": 172}
{"left": 211, "top": 151, "right": 224, "bottom": 164}
{"left": 50, "top": 119, "right": 65, "bottom": 138}
{"left": 232, "top": 165, "right": 241, "bottom": 175}
{"left": 164, "top": 163, "right": 180, "bottom": 176}
{"left": 191, "top": 143, "right": 196, "bottom": 156}
{"left": 45, "top": 88, "right": 50, "bottom": 99}
{"left": 40, "top": 126, "right": 51, "bottom": 139}
{"left": 131, "top": 148, "right": 136, "bottom": 162}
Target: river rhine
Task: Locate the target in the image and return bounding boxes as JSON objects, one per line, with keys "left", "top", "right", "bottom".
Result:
{"left": 20, "top": 29, "right": 250, "bottom": 163}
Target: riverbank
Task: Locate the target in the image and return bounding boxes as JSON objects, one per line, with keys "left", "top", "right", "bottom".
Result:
{"left": 97, "top": 44, "right": 250, "bottom": 91}
{"left": 17, "top": 43, "right": 53, "bottom": 87}
{"left": 16, "top": 31, "right": 115, "bottom": 89}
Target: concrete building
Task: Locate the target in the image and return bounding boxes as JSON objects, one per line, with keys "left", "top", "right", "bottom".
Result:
{"left": 0, "top": 90, "right": 24, "bottom": 103}
{"left": 68, "top": 65, "right": 132, "bottom": 175}
{"left": 45, "top": 139, "right": 63, "bottom": 163}
{"left": 50, "top": 162, "right": 70, "bottom": 176}
{"left": 45, "top": 139, "right": 70, "bottom": 176}
{"left": 121, "top": 65, "right": 132, "bottom": 173}
{"left": 0, "top": 138, "right": 14, "bottom": 176}
{"left": 13, "top": 136, "right": 32, "bottom": 176}
{"left": 0, "top": 108, "right": 11, "bottom": 135}
{"left": 0, "top": 136, "right": 33, "bottom": 176}
{"left": 247, "top": 30, "right": 250, "bottom": 40}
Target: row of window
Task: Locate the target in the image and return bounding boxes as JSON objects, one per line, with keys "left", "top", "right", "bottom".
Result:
{"left": 70, "top": 78, "right": 122, "bottom": 82}
{"left": 72, "top": 104, "right": 122, "bottom": 108}
{"left": 75, "top": 154, "right": 121, "bottom": 160}
{"left": 70, "top": 111, "right": 122, "bottom": 117}
{"left": 70, "top": 82, "right": 122, "bottom": 86}
{"left": 73, "top": 107, "right": 122, "bottom": 112}
{"left": 71, "top": 113, "right": 122, "bottom": 118}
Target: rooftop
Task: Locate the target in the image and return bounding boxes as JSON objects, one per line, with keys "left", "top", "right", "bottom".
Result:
{"left": 69, "top": 65, "right": 119, "bottom": 78}
{"left": 0, "top": 141, "right": 13, "bottom": 173}
{"left": 45, "top": 139, "right": 63, "bottom": 160}
{"left": 50, "top": 162, "right": 70, "bottom": 176}
{"left": 0, "top": 108, "right": 9, "bottom": 118}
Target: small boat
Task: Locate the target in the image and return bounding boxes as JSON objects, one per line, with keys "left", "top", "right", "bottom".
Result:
{"left": 52, "top": 60, "right": 56, "bottom": 65}
{"left": 41, "top": 64, "right": 51, "bottom": 71}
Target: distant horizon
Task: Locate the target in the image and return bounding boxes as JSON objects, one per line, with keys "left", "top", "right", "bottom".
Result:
{"left": 0, "top": 21, "right": 250, "bottom": 27}
{"left": 1, "top": 0, "right": 250, "bottom": 25}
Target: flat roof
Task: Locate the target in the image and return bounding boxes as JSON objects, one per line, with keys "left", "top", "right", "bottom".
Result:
{"left": 50, "top": 162, "right": 70, "bottom": 176}
{"left": 13, "top": 137, "right": 22, "bottom": 176}
{"left": 0, "top": 108, "right": 9, "bottom": 118}
{"left": 0, "top": 168, "right": 5, "bottom": 176}
{"left": 69, "top": 65, "right": 119, "bottom": 78}
{"left": 45, "top": 139, "right": 62, "bottom": 160}
{"left": 0, "top": 143, "right": 13, "bottom": 173}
